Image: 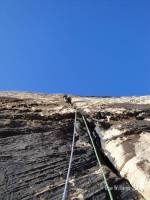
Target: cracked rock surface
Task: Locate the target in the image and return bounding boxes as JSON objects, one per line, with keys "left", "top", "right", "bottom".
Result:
{"left": 72, "top": 95, "right": 150, "bottom": 199}
{"left": 0, "top": 92, "right": 149, "bottom": 200}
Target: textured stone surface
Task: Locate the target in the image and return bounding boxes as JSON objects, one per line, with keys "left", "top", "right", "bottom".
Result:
{"left": 71, "top": 95, "right": 150, "bottom": 199}
{"left": 0, "top": 92, "right": 148, "bottom": 200}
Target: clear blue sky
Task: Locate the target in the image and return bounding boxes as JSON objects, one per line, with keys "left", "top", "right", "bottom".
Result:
{"left": 0, "top": 1, "right": 149, "bottom": 96}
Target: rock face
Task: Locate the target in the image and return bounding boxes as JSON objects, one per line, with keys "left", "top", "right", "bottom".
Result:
{"left": 71, "top": 96, "right": 150, "bottom": 200}
{"left": 0, "top": 92, "right": 149, "bottom": 200}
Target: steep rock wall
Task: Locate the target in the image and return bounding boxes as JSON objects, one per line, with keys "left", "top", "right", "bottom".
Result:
{"left": 0, "top": 92, "right": 149, "bottom": 200}
{"left": 71, "top": 95, "right": 150, "bottom": 199}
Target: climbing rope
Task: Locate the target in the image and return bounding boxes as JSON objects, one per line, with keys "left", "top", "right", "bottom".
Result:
{"left": 61, "top": 111, "right": 77, "bottom": 200}
{"left": 82, "top": 115, "right": 113, "bottom": 200}
{"left": 62, "top": 95, "right": 113, "bottom": 199}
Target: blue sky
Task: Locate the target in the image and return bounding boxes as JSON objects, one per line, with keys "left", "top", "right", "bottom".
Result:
{"left": 0, "top": 0, "right": 149, "bottom": 96}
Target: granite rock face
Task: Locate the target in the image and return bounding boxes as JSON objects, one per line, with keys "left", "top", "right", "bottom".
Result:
{"left": 0, "top": 92, "right": 149, "bottom": 200}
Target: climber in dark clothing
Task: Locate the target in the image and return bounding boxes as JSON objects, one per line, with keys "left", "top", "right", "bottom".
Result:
{"left": 63, "top": 94, "right": 72, "bottom": 105}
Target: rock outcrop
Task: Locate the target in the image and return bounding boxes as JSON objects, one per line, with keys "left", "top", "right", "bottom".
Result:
{"left": 0, "top": 92, "right": 149, "bottom": 200}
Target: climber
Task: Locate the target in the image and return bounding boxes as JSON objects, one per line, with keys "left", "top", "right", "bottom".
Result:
{"left": 63, "top": 94, "right": 72, "bottom": 105}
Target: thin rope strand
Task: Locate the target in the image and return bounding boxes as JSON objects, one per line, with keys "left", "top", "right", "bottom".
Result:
{"left": 82, "top": 115, "right": 113, "bottom": 200}
{"left": 61, "top": 111, "right": 77, "bottom": 200}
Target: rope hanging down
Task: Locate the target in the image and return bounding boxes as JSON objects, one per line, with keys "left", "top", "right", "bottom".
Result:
{"left": 82, "top": 115, "right": 114, "bottom": 200}
{"left": 61, "top": 111, "right": 77, "bottom": 200}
